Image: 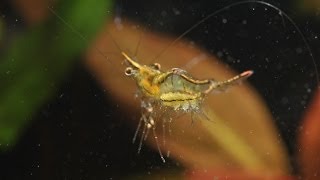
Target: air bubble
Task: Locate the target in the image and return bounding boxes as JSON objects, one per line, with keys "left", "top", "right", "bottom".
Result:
{"left": 222, "top": 18, "right": 227, "bottom": 23}
{"left": 295, "top": 47, "right": 303, "bottom": 54}
{"left": 114, "top": 16, "right": 123, "bottom": 30}
{"left": 161, "top": 11, "right": 167, "bottom": 17}
{"left": 172, "top": 8, "right": 181, "bottom": 15}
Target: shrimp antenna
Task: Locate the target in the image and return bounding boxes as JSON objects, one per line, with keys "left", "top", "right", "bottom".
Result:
{"left": 151, "top": 0, "right": 319, "bottom": 85}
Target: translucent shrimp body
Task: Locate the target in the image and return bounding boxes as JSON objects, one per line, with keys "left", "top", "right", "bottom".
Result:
{"left": 123, "top": 51, "right": 253, "bottom": 162}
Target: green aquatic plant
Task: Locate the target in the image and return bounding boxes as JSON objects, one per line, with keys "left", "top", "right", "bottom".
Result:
{"left": 0, "top": 0, "right": 112, "bottom": 148}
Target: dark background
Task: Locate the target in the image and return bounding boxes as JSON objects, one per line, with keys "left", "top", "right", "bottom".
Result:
{"left": 0, "top": 0, "right": 319, "bottom": 179}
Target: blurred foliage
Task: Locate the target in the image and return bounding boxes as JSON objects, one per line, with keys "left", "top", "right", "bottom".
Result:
{"left": 0, "top": 0, "right": 112, "bottom": 149}
{"left": 299, "top": 90, "right": 320, "bottom": 180}
{"left": 298, "top": 0, "right": 320, "bottom": 12}
{"left": 0, "top": 18, "right": 3, "bottom": 42}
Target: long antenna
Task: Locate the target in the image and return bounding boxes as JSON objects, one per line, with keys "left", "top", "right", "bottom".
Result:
{"left": 47, "top": 6, "right": 115, "bottom": 65}
{"left": 151, "top": 0, "right": 319, "bottom": 86}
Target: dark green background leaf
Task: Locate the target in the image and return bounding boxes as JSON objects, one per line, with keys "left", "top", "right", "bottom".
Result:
{"left": 0, "top": 0, "right": 113, "bottom": 149}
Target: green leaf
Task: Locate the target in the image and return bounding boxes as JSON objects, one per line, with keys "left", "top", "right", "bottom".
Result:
{"left": 0, "top": 18, "right": 3, "bottom": 43}
{"left": 0, "top": 0, "right": 113, "bottom": 149}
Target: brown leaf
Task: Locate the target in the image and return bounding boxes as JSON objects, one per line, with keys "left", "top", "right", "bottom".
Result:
{"left": 298, "top": 89, "right": 320, "bottom": 180}
{"left": 12, "top": 0, "right": 53, "bottom": 25}
{"left": 298, "top": 0, "right": 320, "bottom": 12}
{"left": 85, "top": 20, "right": 290, "bottom": 176}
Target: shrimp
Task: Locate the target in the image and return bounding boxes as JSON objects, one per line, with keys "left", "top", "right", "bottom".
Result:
{"left": 122, "top": 51, "right": 253, "bottom": 162}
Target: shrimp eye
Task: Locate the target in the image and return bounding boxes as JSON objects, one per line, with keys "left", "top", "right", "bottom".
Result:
{"left": 151, "top": 63, "right": 161, "bottom": 70}
{"left": 125, "top": 67, "right": 134, "bottom": 76}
